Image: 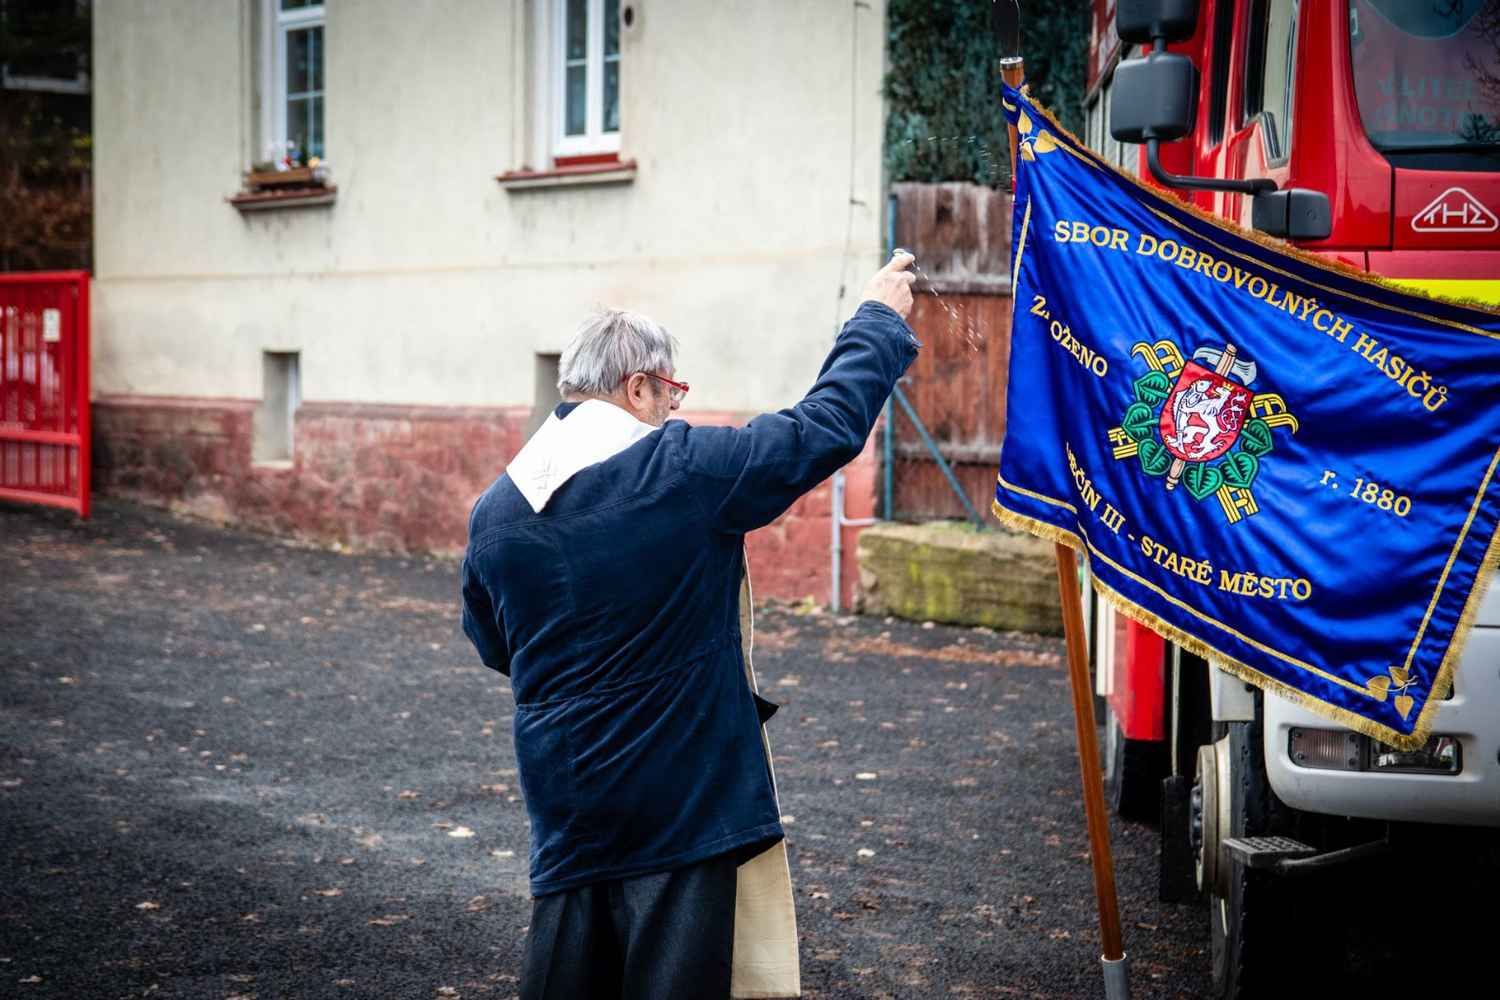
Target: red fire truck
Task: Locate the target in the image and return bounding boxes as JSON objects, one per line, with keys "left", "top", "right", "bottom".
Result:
{"left": 1080, "top": 1, "right": 1499, "bottom": 995}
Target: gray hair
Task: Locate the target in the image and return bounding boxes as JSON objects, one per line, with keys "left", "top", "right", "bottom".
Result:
{"left": 557, "top": 308, "right": 679, "bottom": 398}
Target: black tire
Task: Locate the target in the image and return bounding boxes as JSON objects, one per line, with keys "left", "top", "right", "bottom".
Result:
{"left": 1173, "top": 649, "right": 1214, "bottom": 777}
{"left": 1105, "top": 703, "right": 1168, "bottom": 824}
{"left": 1209, "top": 718, "right": 1330, "bottom": 998}
{"left": 1159, "top": 647, "right": 1212, "bottom": 903}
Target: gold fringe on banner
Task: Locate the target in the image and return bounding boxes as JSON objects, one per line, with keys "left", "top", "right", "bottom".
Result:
{"left": 991, "top": 496, "right": 1500, "bottom": 752}
{"left": 996, "top": 86, "right": 1500, "bottom": 752}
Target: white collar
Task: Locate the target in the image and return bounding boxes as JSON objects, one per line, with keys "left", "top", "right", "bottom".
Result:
{"left": 506, "top": 399, "right": 658, "bottom": 513}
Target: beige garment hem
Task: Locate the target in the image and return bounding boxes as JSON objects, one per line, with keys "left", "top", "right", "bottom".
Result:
{"left": 731, "top": 563, "right": 801, "bottom": 999}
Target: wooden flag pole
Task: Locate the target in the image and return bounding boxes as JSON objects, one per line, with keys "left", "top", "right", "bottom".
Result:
{"left": 1002, "top": 59, "right": 1024, "bottom": 187}
{"left": 1000, "top": 55, "right": 1129, "bottom": 996}
{"left": 1053, "top": 545, "right": 1127, "bottom": 966}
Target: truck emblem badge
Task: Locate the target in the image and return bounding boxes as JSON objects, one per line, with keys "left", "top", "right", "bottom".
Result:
{"left": 1411, "top": 187, "right": 1498, "bottom": 233}
{"left": 1106, "top": 339, "right": 1299, "bottom": 525}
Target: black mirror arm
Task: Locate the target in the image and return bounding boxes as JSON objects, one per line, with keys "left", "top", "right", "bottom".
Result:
{"left": 1145, "top": 138, "right": 1277, "bottom": 195}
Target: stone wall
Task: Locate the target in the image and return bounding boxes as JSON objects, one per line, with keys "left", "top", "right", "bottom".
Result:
{"left": 92, "top": 395, "right": 877, "bottom": 606}
{"left": 856, "top": 520, "right": 1062, "bottom": 634}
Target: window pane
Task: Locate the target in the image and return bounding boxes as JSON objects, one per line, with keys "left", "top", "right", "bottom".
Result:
{"left": 1244, "top": 2, "right": 1267, "bottom": 119}
{"left": 567, "top": 0, "right": 587, "bottom": 61}
{"left": 604, "top": 59, "right": 619, "bottom": 132}
{"left": 605, "top": 0, "right": 619, "bottom": 56}
{"left": 308, "top": 94, "right": 324, "bottom": 159}
{"left": 1245, "top": 0, "right": 1297, "bottom": 159}
{"left": 288, "top": 97, "right": 309, "bottom": 156}
{"left": 1207, "top": 0, "right": 1235, "bottom": 145}
{"left": 287, "top": 95, "right": 324, "bottom": 159}
{"left": 2, "top": 0, "right": 87, "bottom": 80}
{"left": 565, "top": 65, "right": 587, "bottom": 135}
{"left": 309, "top": 24, "right": 321, "bottom": 92}
{"left": 1264, "top": 0, "right": 1296, "bottom": 157}
{"left": 281, "top": 0, "right": 320, "bottom": 10}
{"left": 1349, "top": 0, "right": 1499, "bottom": 152}
{"left": 286, "top": 26, "right": 320, "bottom": 95}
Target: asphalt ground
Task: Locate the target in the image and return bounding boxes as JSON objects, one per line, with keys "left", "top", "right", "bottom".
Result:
{"left": 1, "top": 500, "right": 1211, "bottom": 1000}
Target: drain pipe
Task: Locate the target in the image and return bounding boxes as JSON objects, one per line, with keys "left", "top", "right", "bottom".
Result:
{"left": 844, "top": 194, "right": 900, "bottom": 611}
{"left": 831, "top": 470, "right": 878, "bottom": 613}
{"left": 883, "top": 191, "right": 898, "bottom": 521}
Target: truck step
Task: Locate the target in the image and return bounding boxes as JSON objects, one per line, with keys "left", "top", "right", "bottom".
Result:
{"left": 1222, "top": 836, "right": 1317, "bottom": 869}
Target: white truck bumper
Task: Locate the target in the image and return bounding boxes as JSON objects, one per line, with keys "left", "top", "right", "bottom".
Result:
{"left": 1264, "top": 619, "right": 1500, "bottom": 828}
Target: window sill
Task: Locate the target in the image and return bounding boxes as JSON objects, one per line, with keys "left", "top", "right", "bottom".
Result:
{"left": 496, "top": 159, "right": 637, "bottom": 191}
{"left": 228, "top": 186, "right": 338, "bottom": 212}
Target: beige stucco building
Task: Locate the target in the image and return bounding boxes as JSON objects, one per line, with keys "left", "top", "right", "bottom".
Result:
{"left": 90, "top": 0, "right": 890, "bottom": 602}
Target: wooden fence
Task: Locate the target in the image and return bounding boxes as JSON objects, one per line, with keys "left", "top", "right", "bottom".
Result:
{"left": 889, "top": 182, "right": 1014, "bottom": 522}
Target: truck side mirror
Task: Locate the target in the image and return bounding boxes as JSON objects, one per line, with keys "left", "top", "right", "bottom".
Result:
{"left": 1116, "top": 0, "right": 1199, "bottom": 44}
{"left": 1252, "top": 189, "right": 1332, "bottom": 241}
{"left": 1110, "top": 51, "right": 1199, "bottom": 144}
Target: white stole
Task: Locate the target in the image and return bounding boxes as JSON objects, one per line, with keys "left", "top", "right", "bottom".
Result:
{"left": 505, "top": 399, "right": 657, "bottom": 513}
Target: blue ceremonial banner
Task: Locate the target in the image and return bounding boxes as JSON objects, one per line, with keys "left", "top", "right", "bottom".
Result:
{"left": 994, "top": 83, "right": 1500, "bottom": 749}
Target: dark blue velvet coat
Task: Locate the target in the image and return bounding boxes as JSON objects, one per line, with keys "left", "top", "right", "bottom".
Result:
{"left": 460, "top": 301, "right": 918, "bottom": 896}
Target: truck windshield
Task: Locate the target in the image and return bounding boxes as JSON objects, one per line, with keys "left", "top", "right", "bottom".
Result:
{"left": 1349, "top": 0, "right": 1500, "bottom": 157}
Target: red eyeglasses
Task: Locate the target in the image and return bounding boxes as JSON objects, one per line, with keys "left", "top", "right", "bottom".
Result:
{"left": 624, "top": 371, "right": 690, "bottom": 404}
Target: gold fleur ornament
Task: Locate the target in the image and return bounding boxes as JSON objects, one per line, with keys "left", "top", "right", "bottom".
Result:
{"left": 1367, "top": 665, "right": 1418, "bottom": 719}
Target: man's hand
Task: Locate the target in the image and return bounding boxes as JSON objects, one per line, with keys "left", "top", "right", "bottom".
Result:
{"left": 860, "top": 251, "right": 916, "bottom": 320}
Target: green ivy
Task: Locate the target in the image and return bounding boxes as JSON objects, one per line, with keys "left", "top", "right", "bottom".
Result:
{"left": 884, "top": 0, "right": 1090, "bottom": 187}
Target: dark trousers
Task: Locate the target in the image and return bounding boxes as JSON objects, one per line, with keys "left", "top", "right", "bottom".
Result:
{"left": 520, "top": 853, "right": 738, "bottom": 1000}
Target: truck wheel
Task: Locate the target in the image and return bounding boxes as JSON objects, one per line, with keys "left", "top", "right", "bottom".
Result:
{"left": 1105, "top": 703, "right": 1166, "bottom": 824}
{"left": 1207, "top": 720, "right": 1321, "bottom": 998}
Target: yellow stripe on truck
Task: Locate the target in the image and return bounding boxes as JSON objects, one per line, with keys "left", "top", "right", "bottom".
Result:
{"left": 1383, "top": 279, "right": 1500, "bottom": 308}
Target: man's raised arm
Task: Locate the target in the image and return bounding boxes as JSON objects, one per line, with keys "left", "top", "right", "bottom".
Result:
{"left": 687, "top": 252, "right": 921, "bottom": 534}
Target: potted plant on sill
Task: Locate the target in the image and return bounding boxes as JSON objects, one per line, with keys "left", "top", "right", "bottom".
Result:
{"left": 243, "top": 143, "right": 331, "bottom": 193}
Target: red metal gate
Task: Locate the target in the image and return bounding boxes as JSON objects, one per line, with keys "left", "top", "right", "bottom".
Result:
{"left": 0, "top": 271, "right": 90, "bottom": 517}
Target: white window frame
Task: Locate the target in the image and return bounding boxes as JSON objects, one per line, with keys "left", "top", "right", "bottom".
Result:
{"left": 549, "top": 0, "right": 620, "bottom": 159}
{"left": 0, "top": 68, "right": 88, "bottom": 95}
{"left": 1102, "top": 81, "right": 1119, "bottom": 168}
{"left": 260, "top": 0, "right": 326, "bottom": 162}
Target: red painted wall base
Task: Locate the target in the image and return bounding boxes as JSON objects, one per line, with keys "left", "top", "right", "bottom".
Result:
{"left": 91, "top": 395, "right": 877, "bottom": 606}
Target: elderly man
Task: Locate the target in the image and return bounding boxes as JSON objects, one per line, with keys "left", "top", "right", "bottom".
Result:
{"left": 460, "top": 254, "right": 917, "bottom": 999}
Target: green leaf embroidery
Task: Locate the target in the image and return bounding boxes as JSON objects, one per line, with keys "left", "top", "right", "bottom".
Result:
{"left": 1122, "top": 402, "right": 1157, "bottom": 442}
{"left": 1137, "top": 439, "right": 1171, "bottom": 477}
{"left": 1239, "top": 418, "right": 1273, "bottom": 456}
{"left": 1220, "top": 452, "right": 1259, "bottom": 490}
{"left": 1134, "top": 371, "right": 1172, "bottom": 407}
{"left": 1183, "top": 462, "right": 1224, "bottom": 501}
